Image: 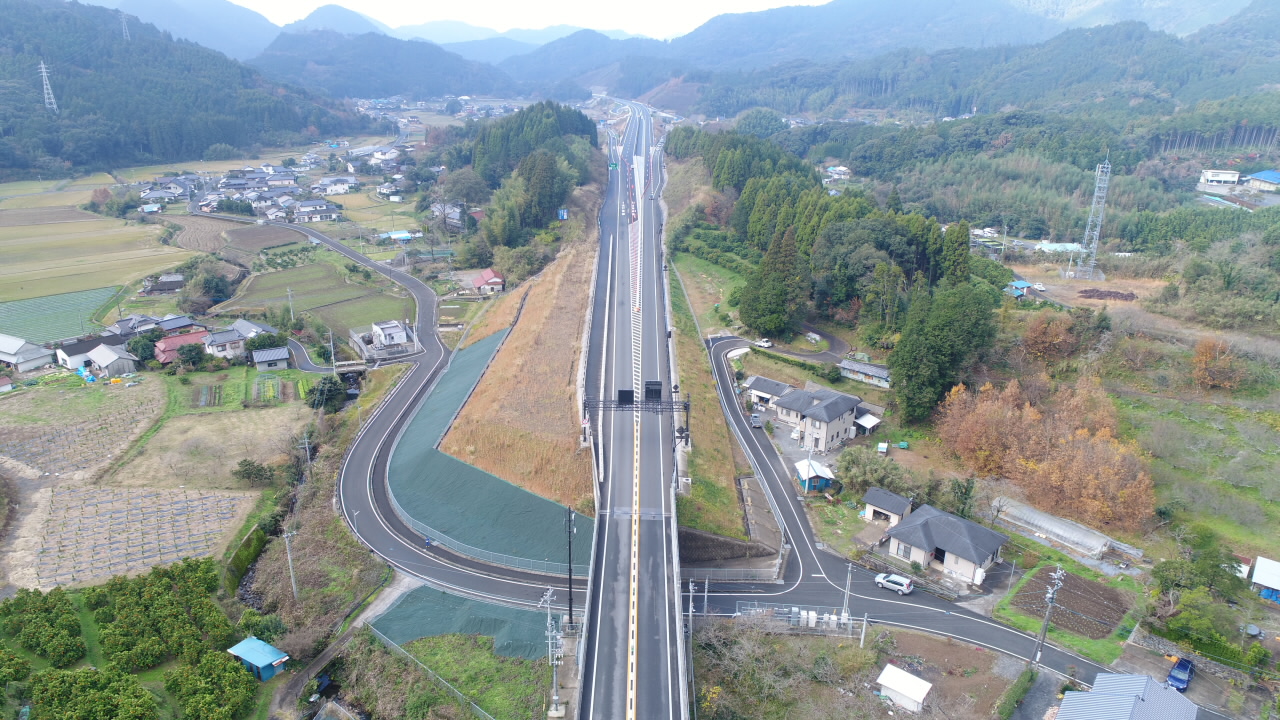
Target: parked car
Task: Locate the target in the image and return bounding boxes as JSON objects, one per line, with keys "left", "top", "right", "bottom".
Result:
{"left": 750, "top": 413, "right": 763, "bottom": 428}
{"left": 875, "top": 573, "right": 914, "bottom": 595}
{"left": 753, "top": 338, "right": 773, "bottom": 348}
{"left": 1032, "top": 282, "right": 1046, "bottom": 291}
{"left": 1167, "top": 657, "right": 1194, "bottom": 692}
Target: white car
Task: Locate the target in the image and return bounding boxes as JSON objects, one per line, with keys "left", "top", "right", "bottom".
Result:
{"left": 1032, "top": 283, "right": 1046, "bottom": 292}
{"left": 753, "top": 338, "right": 773, "bottom": 348}
{"left": 875, "top": 573, "right": 914, "bottom": 595}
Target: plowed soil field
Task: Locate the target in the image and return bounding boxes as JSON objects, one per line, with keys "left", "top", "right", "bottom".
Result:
{"left": 1011, "top": 568, "right": 1129, "bottom": 639}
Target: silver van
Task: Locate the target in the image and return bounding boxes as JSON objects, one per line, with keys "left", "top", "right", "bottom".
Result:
{"left": 750, "top": 413, "right": 763, "bottom": 428}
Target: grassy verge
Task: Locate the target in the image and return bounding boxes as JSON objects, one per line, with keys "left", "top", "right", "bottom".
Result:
{"left": 670, "top": 266, "right": 747, "bottom": 540}
{"left": 403, "top": 635, "right": 548, "bottom": 719}
{"left": 804, "top": 499, "right": 869, "bottom": 559}
{"left": 671, "top": 252, "right": 745, "bottom": 335}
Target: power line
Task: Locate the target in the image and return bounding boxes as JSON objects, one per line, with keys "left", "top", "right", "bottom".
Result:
{"left": 38, "top": 60, "right": 58, "bottom": 115}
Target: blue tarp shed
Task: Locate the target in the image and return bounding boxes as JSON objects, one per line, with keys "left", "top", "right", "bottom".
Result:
{"left": 227, "top": 636, "right": 289, "bottom": 681}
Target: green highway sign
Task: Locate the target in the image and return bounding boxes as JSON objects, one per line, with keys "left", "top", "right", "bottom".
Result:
{"left": 609, "top": 163, "right": 618, "bottom": 169}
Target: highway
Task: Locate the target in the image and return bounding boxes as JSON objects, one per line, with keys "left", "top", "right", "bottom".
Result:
{"left": 579, "top": 101, "right": 686, "bottom": 720}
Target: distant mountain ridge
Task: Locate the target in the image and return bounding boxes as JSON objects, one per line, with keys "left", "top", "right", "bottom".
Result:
{"left": 249, "top": 30, "right": 518, "bottom": 99}
{"left": 441, "top": 37, "right": 540, "bottom": 65}
{"left": 282, "top": 4, "right": 391, "bottom": 36}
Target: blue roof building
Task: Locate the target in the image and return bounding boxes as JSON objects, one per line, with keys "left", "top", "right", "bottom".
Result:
{"left": 1247, "top": 170, "right": 1280, "bottom": 191}
{"left": 227, "top": 636, "right": 289, "bottom": 681}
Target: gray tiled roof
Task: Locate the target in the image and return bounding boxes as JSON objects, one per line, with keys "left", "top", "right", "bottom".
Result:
{"left": 839, "top": 360, "right": 891, "bottom": 380}
{"left": 887, "top": 505, "right": 1008, "bottom": 565}
{"left": 231, "top": 319, "right": 278, "bottom": 337}
{"left": 252, "top": 347, "right": 289, "bottom": 363}
{"left": 158, "top": 316, "right": 195, "bottom": 332}
{"left": 1057, "top": 674, "right": 1197, "bottom": 720}
{"left": 863, "top": 487, "right": 911, "bottom": 516}
{"left": 773, "top": 387, "right": 861, "bottom": 423}
{"left": 59, "top": 334, "right": 126, "bottom": 356}
{"left": 742, "top": 376, "right": 791, "bottom": 398}
{"left": 205, "top": 330, "right": 244, "bottom": 345}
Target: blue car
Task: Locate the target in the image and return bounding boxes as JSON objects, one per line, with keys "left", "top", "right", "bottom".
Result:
{"left": 1167, "top": 657, "right": 1194, "bottom": 692}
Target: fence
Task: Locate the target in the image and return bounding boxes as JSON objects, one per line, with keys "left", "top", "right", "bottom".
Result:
{"left": 384, "top": 487, "right": 589, "bottom": 576}
{"left": 368, "top": 624, "right": 500, "bottom": 720}
{"left": 734, "top": 600, "right": 867, "bottom": 638}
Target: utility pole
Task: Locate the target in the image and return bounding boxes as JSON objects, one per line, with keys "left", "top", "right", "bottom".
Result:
{"left": 565, "top": 508, "right": 576, "bottom": 626}
{"left": 282, "top": 531, "right": 299, "bottom": 601}
{"left": 860, "top": 611, "right": 868, "bottom": 648}
{"left": 286, "top": 287, "right": 295, "bottom": 323}
{"left": 540, "top": 589, "right": 565, "bottom": 717}
{"left": 38, "top": 60, "right": 58, "bottom": 115}
{"left": 297, "top": 433, "right": 312, "bottom": 482}
{"left": 328, "top": 329, "right": 335, "bottom": 377}
{"left": 841, "top": 563, "right": 853, "bottom": 633}
{"left": 1032, "top": 565, "right": 1066, "bottom": 667}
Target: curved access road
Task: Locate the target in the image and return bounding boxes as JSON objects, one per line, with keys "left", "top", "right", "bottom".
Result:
{"left": 201, "top": 212, "right": 587, "bottom": 610}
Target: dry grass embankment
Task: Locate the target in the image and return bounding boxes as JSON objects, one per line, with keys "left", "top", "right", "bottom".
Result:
{"left": 440, "top": 181, "right": 604, "bottom": 512}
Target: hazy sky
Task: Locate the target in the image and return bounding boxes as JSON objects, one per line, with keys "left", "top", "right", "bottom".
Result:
{"left": 225, "top": 0, "right": 831, "bottom": 39}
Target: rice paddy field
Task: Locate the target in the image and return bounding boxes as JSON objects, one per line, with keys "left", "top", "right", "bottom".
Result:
{"left": 0, "top": 191, "right": 95, "bottom": 209}
{"left": 0, "top": 287, "right": 121, "bottom": 343}
{"left": 0, "top": 214, "right": 194, "bottom": 301}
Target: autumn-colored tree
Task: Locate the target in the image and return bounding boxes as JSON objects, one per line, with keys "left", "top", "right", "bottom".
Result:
{"left": 1022, "top": 310, "right": 1079, "bottom": 361}
{"left": 1191, "top": 339, "right": 1244, "bottom": 390}
{"left": 937, "top": 377, "right": 1153, "bottom": 533}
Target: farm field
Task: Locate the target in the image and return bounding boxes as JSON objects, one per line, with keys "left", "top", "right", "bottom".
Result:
{"left": 0, "top": 191, "right": 94, "bottom": 209}
{"left": 225, "top": 224, "right": 304, "bottom": 253}
{"left": 0, "top": 180, "right": 61, "bottom": 197}
{"left": 0, "top": 207, "right": 99, "bottom": 227}
{"left": 0, "top": 212, "right": 193, "bottom": 301}
{"left": 0, "top": 286, "right": 121, "bottom": 343}
{"left": 62, "top": 173, "right": 115, "bottom": 189}
{"left": 166, "top": 213, "right": 237, "bottom": 253}
{"left": 218, "top": 257, "right": 412, "bottom": 336}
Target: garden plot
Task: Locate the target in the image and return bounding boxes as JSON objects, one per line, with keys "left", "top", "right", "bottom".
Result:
{"left": 33, "top": 486, "right": 252, "bottom": 588}
{"left": 0, "top": 286, "right": 121, "bottom": 343}
{"left": 1011, "top": 568, "right": 1129, "bottom": 639}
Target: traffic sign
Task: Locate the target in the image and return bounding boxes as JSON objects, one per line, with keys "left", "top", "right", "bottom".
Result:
{"left": 609, "top": 163, "right": 618, "bottom": 169}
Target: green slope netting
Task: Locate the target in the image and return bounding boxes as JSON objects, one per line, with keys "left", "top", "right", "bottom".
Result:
{"left": 372, "top": 586, "right": 550, "bottom": 660}
{"left": 387, "top": 330, "right": 593, "bottom": 567}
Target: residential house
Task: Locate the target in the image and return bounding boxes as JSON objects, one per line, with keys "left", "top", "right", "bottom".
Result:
{"left": 371, "top": 320, "right": 408, "bottom": 346}
{"left": 432, "top": 203, "right": 464, "bottom": 232}
{"left": 876, "top": 664, "right": 931, "bottom": 713}
{"left": 203, "top": 329, "right": 246, "bottom": 359}
{"left": 886, "top": 505, "right": 1008, "bottom": 584}
{"left": 57, "top": 334, "right": 128, "bottom": 369}
{"left": 154, "top": 330, "right": 211, "bottom": 364}
{"left": 376, "top": 182, "right": 396, "bottom": 196}
{"left": 294, "top": 204, "right": 340, "bottom": 223}
{"left": 227, "top": 637, "right": 289, "bottom": 682}
{"left": 838, "top": 360, "right": 891, "bottom": 389}
{"left": 0, "top": 333, "right": 54, "bottom": 372}
{"left": 139, "top": 204, "right": 164, "bottom": 214}
{"left": 140, "top": 189, "right": 180, "bottom": 203}
{"left": 230, "top": 319, "right": 278, "bottom": 340}
{"left": 825, "top": 165, "right": 851, "bottom": 179}
{"left": 1056, "top": 673, "right": 1196, "bottom": 720}
{"left": 103, "top": 314, "right": 159, "bottom": 339}
{"left": 863, "top": 487, "right": 912, "bottom": 527}
{"left": 372, "top": 147, "right": 400, "bottom": 162}
{"left": 312, "top": 176, "right": 358, "bottom": 195}
{"left": 1199, "top": 169, "right": 1240, "bottom": 186}
{"left": 1246, "top": 170, "right": 1280, "bottom": 192}
{"left": 773, "top": 386, "right": 863, "bottom": 452}
{"left": 252, "top": 346, "right": 290, "bottom": 371}
{"left": 1252, "top": 556, "right": 1280, "bottom": 605}
{"left": 265, "top": 207, "right": 288, "bottom": 222}
{"left": 794, "top": 459, "right": 836, "bottom": 493}
{"left": 142, "top": 273, "right": 185, "bottom": 295}
{"left": 0, "top": 377, "right": 12, "bottom": 392}
{"left": 472, "top": 268, "right": 505, "bottom": 294}
{"left": 1033, "top": 243, "right": 1085, "bottom": 254}
{"left": 742, "top": 375, "right": 791, "bottom": 407}
{"left": 158, "top": 315, "right": 203, "bottom": 336}
{"left": 87, "top": 344, "right": 139, "bottom": 377}
{"left": 156, "top": 177, "right": 196, "bottom": 197}
{"left": 260, "top": 164, "right": 290, "bottom": 175}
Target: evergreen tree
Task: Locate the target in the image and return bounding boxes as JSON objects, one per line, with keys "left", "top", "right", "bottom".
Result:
{"left": 941, "top": 221, "right": 971, "bottom": 282}
{"left": 739, "top": 226, "right": 801, "bottom": 337}
{"left": 889, "top": 281, "right": 940, "bottom": 422}
{"left": 886, "top": 186, "right": 903, "bottom": 213}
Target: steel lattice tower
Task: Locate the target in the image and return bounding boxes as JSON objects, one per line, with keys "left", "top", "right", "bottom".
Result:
{"left": 1081, "top": 158, "right": 1111, "bottom": 281}
{"left": 38, "top": 61, "right": 58, "bottom": 115}
{"left": 121, "top": 12, "right": 131, "bottom": 41}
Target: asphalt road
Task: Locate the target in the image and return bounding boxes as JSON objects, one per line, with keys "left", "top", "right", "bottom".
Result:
{"left": 579, "top": 101, "right": 685, "bottom": 720}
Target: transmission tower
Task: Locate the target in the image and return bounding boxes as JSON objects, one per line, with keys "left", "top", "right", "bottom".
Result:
{"left": 120, "top": 11, "right": 131, "bottom": 41}
{"left": 38, "top": 60, "right": 58, "bottom": 115}
{"left": 1081, "top": 156, "right": 1111, "bottom": 281}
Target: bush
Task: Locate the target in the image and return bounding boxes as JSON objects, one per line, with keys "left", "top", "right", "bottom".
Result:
{"left": 0, "top": 588, "right": 85, "bottom": 667}
{"left": 997, "top": 669, "right": 1037, "bottom": 720}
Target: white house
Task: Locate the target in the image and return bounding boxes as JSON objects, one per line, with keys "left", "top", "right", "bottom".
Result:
{"left": 1199, "top": 169, "right": 1240, "bottom": 185}
{"left": 838, "top": 360, "right": 891, "bottom": 389}
{"left": 742, "top": 376, "right": 791, "bottom": 407}
{"left": 0, "top": 333, "right": 54, "bottom": 372}
{"left": 887, "top": 505, "right": 1008, "bottom": 585}
{"left": 863, "top": 487, "right": 912, "bottom": 527}
{"left": 87, "top": 344, "right": 139, "bottom": 377}
{"left": 231, "top": 319, "right": 278, "bottom": 340}
{"left": 773, "top": 386, "right": 863, "bottom": 453}
{"left": 203, "top": 329, "right": 246, "bottom": 359}
{"left": 57, "top": 335, "right": 128, "bottom": 369}
{"left": 876, "top": 664, "right": 931, "bottom": 712}
{"left": 371, "top": 320, "right": 408, "bottom": 346}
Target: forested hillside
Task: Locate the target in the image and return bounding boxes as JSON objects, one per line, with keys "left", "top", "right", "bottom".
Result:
{"left": 0, "top": 0, "right": 374, "bottom": 177}
{"left": 249, "top": 31, "right": 518, "bottom": 100}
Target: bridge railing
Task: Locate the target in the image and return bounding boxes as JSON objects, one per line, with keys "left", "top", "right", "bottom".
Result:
{"left": 384, "top": 486, "right": 590, "bottom": 577}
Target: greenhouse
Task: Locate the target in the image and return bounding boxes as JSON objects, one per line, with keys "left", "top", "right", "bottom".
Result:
{"left": 995, "top": 497, "right": 1111, "bottom": 558}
